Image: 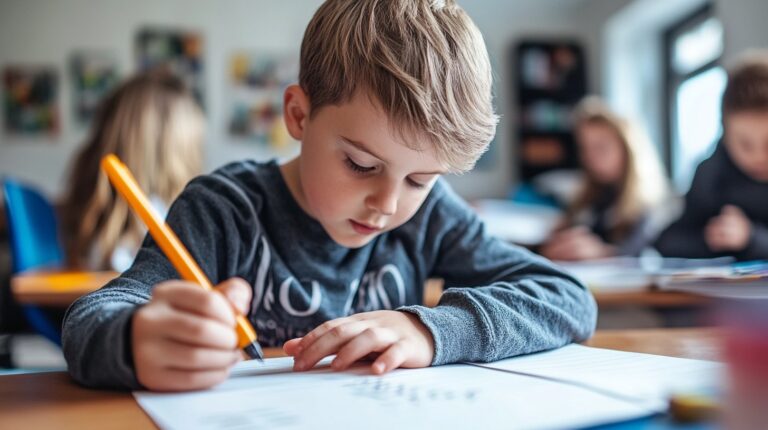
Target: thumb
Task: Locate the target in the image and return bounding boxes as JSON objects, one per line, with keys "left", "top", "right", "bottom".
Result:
{"left": 216, "top": 277, "right": 253, "bottom": 316}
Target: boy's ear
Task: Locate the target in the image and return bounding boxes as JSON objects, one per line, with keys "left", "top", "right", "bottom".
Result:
{"left": 283, "top": 84, "right": 310, "bottom": 140}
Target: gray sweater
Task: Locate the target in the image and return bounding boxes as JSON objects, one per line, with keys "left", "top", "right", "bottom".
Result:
{"left": 62, "top": 160, "right": 597, "bottom": 389}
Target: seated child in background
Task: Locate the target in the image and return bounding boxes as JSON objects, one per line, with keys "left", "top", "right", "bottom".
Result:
{"left": 60, "top": 71, "right": 204, "bottom": 272}
{"left": 540, "top": 97, "right": 671, "bottom": 261}
{"left": 656, "top": 52, "right": 768, "bottom": 261}
{"left": 63, "top": 0, "right": 597, "bottom": 391}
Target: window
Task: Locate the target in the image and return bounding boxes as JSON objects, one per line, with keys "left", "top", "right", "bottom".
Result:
{"left": 664, "top": 4, "right": 725, "bottom": 192}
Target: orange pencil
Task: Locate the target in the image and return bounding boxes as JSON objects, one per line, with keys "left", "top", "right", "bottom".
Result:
{"left": 101, "top": 154, "right": 263, "bottom": 360}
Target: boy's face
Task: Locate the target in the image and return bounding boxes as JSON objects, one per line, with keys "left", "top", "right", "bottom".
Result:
{"left": 724, "top": 111, "right": 768, "bottom": 182}
{"left": 282, "top": 86, "right": 447, "bottom": 248}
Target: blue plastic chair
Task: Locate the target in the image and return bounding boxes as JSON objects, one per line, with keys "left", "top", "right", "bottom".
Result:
{"left": 3, "top": 178, "right": 64, "bottom": 345}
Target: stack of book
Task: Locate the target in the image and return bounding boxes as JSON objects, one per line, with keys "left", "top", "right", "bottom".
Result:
{"left": 657, "top": 261, "right": 768, "bottom": 298}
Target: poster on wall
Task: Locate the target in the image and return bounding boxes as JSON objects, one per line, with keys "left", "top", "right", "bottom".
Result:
{"left": 136, "top": 28, "right": 204, "bottom": 106}
{"left": 70, "top": 51, "right": 119, "bottom": 126}
{"left": 227, "top": 52, "right": 297, "bottom": 149}
{"left": 3, "top": 66, "right": 60, "bottom": 136}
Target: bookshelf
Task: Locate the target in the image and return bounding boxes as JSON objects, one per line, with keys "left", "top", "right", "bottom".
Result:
{"left": 513, "top": 40, "right": 587, "bottom": 182}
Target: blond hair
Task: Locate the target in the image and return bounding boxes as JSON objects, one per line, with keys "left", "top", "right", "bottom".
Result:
{"left": 566, "top": 97, "right": 669, "bottom": 241}
{"left": 300, "top": 0, "right": 498, "bottom": 173}
{"left": 61, "top": 71, "right": 204, "bottom": 270}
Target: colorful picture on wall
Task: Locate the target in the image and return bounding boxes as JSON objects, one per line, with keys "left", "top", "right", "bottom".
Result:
{"left": 227, "top": 52, "right": 298, "bottom": 148}
{"left": 136, "top": 28, "right": 204, "bottom": 106}
{"left": 3, "top": 66, "right": 59, "bottom": 136}
{"left": 70, "top": 51, "right": 119, "bottom": 125}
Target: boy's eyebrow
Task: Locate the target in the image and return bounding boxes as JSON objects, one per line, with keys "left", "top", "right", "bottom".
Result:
{"left": 340, "top": 136, "right": 445, "bottom": 175}
{"left": 341, "top": 136, "right": 387, "bottom": 162}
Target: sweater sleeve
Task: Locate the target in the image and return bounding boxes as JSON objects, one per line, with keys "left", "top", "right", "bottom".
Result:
{"left": 398, "top": 184, "right": 597, "bottom": 365}
{"left": 739, "top": 222, "right": 768, "bottom": 261}
{"left": 62, "top": 172, "right": 263, "bottom": 389}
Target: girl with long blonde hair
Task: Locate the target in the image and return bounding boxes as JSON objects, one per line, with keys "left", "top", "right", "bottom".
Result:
{"left": 60, "top": 70, "right": 204, "bottom": 271}
{"left": 541, "top": 96, "right": 670, "bottom": 261}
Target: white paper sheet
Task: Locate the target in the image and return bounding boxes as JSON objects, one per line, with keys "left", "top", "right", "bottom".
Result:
{"left": 134, "top": 346, "right": 722, "bottom": 430}
{"left": 469, "top": 344, "right": 722, "bottom": 403}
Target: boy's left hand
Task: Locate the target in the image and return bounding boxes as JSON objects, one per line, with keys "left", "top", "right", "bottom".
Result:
{"left": 705, "top": 205, "right": 752, "bottom": 252}
{"left": 283, "top": 310, "right": 434, "bottom": 374}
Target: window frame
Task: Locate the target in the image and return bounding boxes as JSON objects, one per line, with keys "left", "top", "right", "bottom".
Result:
{"left": 662, "top": 3, "right": 723, "bottom": 180}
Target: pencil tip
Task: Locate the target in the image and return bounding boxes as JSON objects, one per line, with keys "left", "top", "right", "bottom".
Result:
{"left": 243, "top": 342, "right": 264, "bottom": 361}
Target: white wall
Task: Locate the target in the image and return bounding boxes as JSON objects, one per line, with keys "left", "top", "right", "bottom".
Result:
{"left": 0, "top": 0, "right": 318, "bottom": 197}
{"left": 0, "top": 0, "right": 594, "bottom": 200}
{"left": 716, "top": 0, "right": 768, "bottom": 63}
{"left": 602, "top": 0, "right": 707, "bottom": 153}
{"left": 597, "top": 0, "right": 768, "bottom": 174}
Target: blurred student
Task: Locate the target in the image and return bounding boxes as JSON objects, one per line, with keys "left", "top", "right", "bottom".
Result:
{"left": 540, "top": 97, "right": 670, "bottom": 261}
{"left": 655, "top": 52, "right": 768, "bottom": 261}
{"left": 60, "top": 71, "right": 204, "bottom": 272}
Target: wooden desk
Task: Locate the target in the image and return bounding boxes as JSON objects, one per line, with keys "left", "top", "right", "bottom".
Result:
{"left": 0, "top": 328, "right": 722, "bottom": 429}
{"left": 584, "top": 327, "right": 722, "bottom": 361}
{"left": 13, "top": 272, "right": 711, "bottom": 310}
{"left": 425, "top": 279, "right": 713, "bottom": 309}
{"left": 11, "top": 270, "right": 118, "bottom": 306}
{"left": 593, "top": 289, "right": 713, "bottom": 308}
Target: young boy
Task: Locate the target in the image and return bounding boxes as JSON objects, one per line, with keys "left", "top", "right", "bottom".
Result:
{"left": 656, "top": 52, "right": 768, "bottom": 261}
{"left": 63, "top": 0, "right": 597, "bottom": 391}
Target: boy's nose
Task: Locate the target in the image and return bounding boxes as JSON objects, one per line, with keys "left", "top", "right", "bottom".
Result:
{"left": 366, "top": 183, "right": 398, "bottom": 216}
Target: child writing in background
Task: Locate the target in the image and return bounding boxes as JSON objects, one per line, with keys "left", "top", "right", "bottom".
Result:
{"left": 60, "top": 71, "right": 204, "bottom": 272}
{"left": 540, "top": 97, "right": 671, "bottom": 261}
{"left": 63, "top": 0, "right": 597, "bottom": 391}
{"left": 655, "top": 52, "right": 768, "bottom": 261}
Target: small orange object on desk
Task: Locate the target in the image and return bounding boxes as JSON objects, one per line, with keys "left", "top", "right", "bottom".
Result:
{"left": 11, "top": 270, "right": 118, "bottom": 306}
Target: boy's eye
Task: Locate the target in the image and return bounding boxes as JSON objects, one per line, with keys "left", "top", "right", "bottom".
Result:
{"left": 406, "top": 178, "right": 426, "bottom": 189}
{"left": 344, "top": 156, "right": 375, "bottom": 174}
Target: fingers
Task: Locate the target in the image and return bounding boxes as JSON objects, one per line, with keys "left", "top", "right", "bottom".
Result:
{"left": 157, "top": 309, "right": 239, "bottom": 349}
{"left": 297, "top": 318, "right": 347, "bottom": 350}
{"left": 294, "top": 320, "right": 370, "bottom": 371}
{"left": 330, "top": 327, "right": 397, "bottom": 371}
{"left": 133, "top": 308, "right": 240, "bottom": 391}
{"left": 705, "top": 215, "right": 750, "bottom": 251}
{"left": 542, "top": 236, "right": 583, "bottom": 261}
{"left": 283, "top": 338, "right": 303, "bottom": 356}
{"left": 154, "top": 282, "right": 236, "bottom": 327}
{"left": 132, "top": 279, "right": 257, "bottom": 392}
{"left": 372, "top": 342, "right": 408, "bottom": 374}
{"left": 559, "top": 226, "right": 590, "bottom": 239}
{"left": 141, "top": 367, "right": 232, "bottom": 392}
{"left": 150, "top": 342, "right": 241, "bottom": 371}
{"left": 216, "top": 278, "right": 253, "bottom": 316}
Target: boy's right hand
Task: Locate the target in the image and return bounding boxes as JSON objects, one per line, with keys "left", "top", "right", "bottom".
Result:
{"left": 132, "top": 278, "right": 252, "bottom": 391}
{"left": 705, "top": 205, "right": 752, "bottom": 252}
